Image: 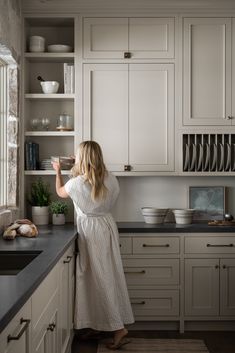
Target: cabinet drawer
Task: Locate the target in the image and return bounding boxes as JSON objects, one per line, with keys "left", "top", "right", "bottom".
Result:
{"left": 120, "top": 237, "right": 132, "bottom": 254}
{"left": 185, "top": 236, "right": 235, "bottom": 254}
{"left": 123, "top": 258, "right": 179, "bottom": 285}
{"left": 129, "top": 289, "right": 179, "bottom": 317}
{"left": 133, "top": 236, "right": 179, "bottom": 254}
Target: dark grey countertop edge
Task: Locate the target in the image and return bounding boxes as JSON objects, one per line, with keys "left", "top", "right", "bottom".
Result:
{"left": 0, "top": 226, "right": 77, "bottom": 334}
{"left": 117, "top": 222, "right": 235, "bottom": 233}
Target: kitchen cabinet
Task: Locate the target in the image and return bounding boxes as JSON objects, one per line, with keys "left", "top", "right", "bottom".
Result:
{"left": 58, "top": 244, "right": 75, "bottom": 353}
{"left": 22, "top": 15, "right": 78, "bottom": 220}
{"left": 184, "top": 236, "right": 235, "bottom": 317}
{"left": 120, "top": 235, "right": 180, "bottom": 321}
{"left": 183, "top": 17, "right": 232, "bottom": 126}
{"left": 32, "top": 261, "right": 59, "bottom": 353}
{"left": 83, "top": 17, "right": 174, "bottom": 59}
{"left": 84, "top": 63, "right": 174, "bottom": 172}
{"left": 0, "top": 300, "right": 31, "bottom": 353}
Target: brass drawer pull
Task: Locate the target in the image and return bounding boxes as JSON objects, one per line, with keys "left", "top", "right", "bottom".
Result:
{"left": 222, "top": 264, "right": 227, "bottom": 269}
{"left": 131, "top": 301, "right": 145, "bottom": 305}
{"left": 63, "top": 255, "right": 73, "bottom": 263}
{"left": 124, "top": 270, "right": 146, "bottom": 274}
{"left": 142, "top": 244, "right": 170, "bottom": 247}
{"left": 215, "top": 264, "right": 220, "bottom": 269}
{"left": 207, "top": 243, "right": 234, "bottom": 247}
{"left": 7, "top": 318, "right": 30, "bottom": 342}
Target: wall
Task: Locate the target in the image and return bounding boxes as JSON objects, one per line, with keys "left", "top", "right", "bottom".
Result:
{"left": 113, "top": 176, "right": 235, "bottom": 221}
{"left": 0, "top": 0, "right": 22, "bottom": 62}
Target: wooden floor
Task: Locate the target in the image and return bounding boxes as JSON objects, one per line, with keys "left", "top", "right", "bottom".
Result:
{"left": 71, "top": 330, "right": 235, "bottom": 353}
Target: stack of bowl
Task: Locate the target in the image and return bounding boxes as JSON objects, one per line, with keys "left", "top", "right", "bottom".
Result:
{"left": 172, "top": 209, "right": 194, "bottom": 225}
{"left": 141, "top": 207, "right": 168, "bottom": 224}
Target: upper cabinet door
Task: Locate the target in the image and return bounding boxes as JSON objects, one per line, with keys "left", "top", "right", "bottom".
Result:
{"left": 129, "top": 18, "right": 174, "bottom": 58}
{"left": 129, "top": 64, "right": 175, "bottom": 171}
{"left": 83, "top": 18, "right": 128, "bottom": 58}
{"left": 83, "top": 17, "right": 174, "bottom": 59}
{"left": 183, "top": 18, "right": 231, "bottom": 126}
{"left": 83, "top": 64, "right": 129, "bottom": 171}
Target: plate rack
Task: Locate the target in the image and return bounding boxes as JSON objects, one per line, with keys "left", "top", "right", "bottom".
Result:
{"left": 182, "top": 134, "right": 235, "bottom": 172}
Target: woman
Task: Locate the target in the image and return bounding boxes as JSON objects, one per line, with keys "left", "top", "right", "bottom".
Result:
{"left": 52, "top": 141, "right": 134, "bottom": 349}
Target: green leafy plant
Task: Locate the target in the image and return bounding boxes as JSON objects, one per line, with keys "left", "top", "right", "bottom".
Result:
{"left": 28, "top": 178, "right": 51, "bottom": 207}
{"left": 49, "top": 200, "right": 68, "bottom": 215}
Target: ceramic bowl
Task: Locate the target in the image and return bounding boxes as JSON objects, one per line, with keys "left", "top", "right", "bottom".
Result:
{"left": 172, "top": 209, "right": 194, "bottom": 224}
{"left": 40, "top": 81, "right": 59, "bottom": 94}
{"left": 141, "top": 207, "right": 168, "bottom": 224}
{"left": 47, "top": 44, "right": 72, "bottom": 53}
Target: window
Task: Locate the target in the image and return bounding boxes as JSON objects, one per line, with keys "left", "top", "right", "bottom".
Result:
{"left": 0, "top": 53, "right": 19, "bottom": 209}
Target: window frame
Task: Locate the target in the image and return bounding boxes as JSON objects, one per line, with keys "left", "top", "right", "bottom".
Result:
{"left": 0, "top": 58, "right": 8, "bottom": 209}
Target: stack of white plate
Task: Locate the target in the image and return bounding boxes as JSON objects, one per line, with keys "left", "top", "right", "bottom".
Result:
{"left": 40, "top": 159, "right": 53, "bottom": 170}
{"left": 141, "top": 207, "right": 168, "bottom": 224}
{"left": 172, "top": 209, "right": 194, "bottom": 225}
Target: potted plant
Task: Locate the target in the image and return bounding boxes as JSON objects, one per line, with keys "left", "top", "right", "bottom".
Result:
{"left": 28, "top": 178, "right": 51, "bottom": 225}
{"left": 49, "top": 200, "right": 68, "bottom": 225}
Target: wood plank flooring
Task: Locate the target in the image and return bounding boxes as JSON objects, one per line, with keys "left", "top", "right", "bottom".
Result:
{"left": 71, "top": 330, "right": 235, "bottom": 353}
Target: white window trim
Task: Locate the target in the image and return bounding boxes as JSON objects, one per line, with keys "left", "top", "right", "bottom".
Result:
{"left": 0, "top": 59, "right": 8, "bottom": 209}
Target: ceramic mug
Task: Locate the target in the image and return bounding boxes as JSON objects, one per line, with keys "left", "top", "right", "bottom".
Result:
{"left": 29, "top": 36, "right": 45, "bottom": 52}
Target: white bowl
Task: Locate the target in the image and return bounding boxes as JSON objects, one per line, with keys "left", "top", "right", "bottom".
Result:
{"left": 172, "top": 209, "right": 194, "bottom": 224}
{"left": 143, "top": 214, "right": 166, "bottom": 224}
{"left": 47, "top": 44, "right": 72, "bottom": 53}
{"left": 40, "top": 81, "right": 59, "bottom": 94}
{"left": 141, "top": 207, "right": 168, "bottom": 224}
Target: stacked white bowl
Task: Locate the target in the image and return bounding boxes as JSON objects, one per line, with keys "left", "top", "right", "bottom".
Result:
{"left": 141, "top": 207, "right": 168, "bottom": 224}
{"left": 172, "top": 209, "right": 194, "bottom": 225}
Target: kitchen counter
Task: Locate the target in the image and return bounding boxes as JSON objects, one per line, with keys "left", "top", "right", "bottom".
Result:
{"left": 117, "top": 222, "right": 235, "bottom": 233}
{"left": 0, "top": 224, "right": 77, "bottom": 334}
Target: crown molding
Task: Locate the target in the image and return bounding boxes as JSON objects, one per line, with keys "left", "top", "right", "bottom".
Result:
{"left": 22, "top": 0, "right": 235, "bottom": 13}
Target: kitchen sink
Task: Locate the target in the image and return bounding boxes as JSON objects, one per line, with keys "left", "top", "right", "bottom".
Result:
{"left": 0, "top": 250, "right": 42, "bottom": 275}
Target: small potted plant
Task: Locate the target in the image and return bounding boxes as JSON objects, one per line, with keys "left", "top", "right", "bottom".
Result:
{"left": 49, "top": 200, "right": 68, "bottom": 225}
{"left": 28, "top": 178, "right": 51, "bottom": 225}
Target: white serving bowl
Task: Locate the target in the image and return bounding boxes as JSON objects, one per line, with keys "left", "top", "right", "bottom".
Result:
{"left": 141, "top": 207, "right": 168, "bottom": 224}
{"left": 40, "top": 81, "right": 59, "bottom": 94}
{"left": 172, "top": 209, "right": 194, "bottom": 225}
{"left": 47, "top": 44, "right": 72, "bottom": 53}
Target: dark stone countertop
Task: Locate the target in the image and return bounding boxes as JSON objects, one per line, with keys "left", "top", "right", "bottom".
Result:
{"left": 117, "top": 222, "right": 235, "bottom": 233}
{"left": 0, "top": 224, "right": 77, "bottom": 334}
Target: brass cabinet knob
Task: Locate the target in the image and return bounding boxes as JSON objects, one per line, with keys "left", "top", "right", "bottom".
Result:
{"left": 124, "top": 52, "right": 131, "bottom": 58}
{"left": 124, "top": 165, "right": 131, "bottom": 171}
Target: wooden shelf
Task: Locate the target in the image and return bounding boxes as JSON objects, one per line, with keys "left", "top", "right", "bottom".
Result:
{"left": 25, "top": 131, "right": 75, "bottom": 136}
{"left": 25, "top": 93, "right": 75, "bottom": 100}
{"left": 24, "top": 52, "right": 75, "bottom": 63}
{"left": 25, "top": 170, "right": 71, "bottom": 175}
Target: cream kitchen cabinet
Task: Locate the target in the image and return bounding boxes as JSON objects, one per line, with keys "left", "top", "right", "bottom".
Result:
{"left": 84, "top": 63, "right": 175, "bottom": 172}
{"left": 59, "top": 244, "right": 75, "bottom": 353}
{"left": 183, "top": 17, "right": 232, "bottom": 126}
{"left": 184, "top": 236, "right": 235, "bottom": 317}
{"left": 83, "top": 17, "right": 174, "bottom": 59}
{"left": 0, "top": 300, "right": 31, "bottom": 353}
{"left": 120, "top": 235, "right": 180, "bottom": 321}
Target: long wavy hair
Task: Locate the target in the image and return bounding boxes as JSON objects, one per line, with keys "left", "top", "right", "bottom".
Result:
{"left": 71, "top": 141, "right": 107, "bottom": 201}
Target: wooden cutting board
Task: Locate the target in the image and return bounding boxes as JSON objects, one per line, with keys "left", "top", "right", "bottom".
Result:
{"left": 208, "top": 220, "right": 235, "bottom": 226}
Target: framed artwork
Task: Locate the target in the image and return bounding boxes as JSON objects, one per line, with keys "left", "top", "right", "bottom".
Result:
{"left": 189, "top": 186, "right": 226, "bottom": 221}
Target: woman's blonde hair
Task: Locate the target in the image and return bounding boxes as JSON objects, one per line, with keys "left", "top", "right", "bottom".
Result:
{"left": 71, "top": 141, "right": 107, "bottom": 201}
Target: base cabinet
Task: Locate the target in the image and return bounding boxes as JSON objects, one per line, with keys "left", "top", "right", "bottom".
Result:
{"left": 0, "top": 242, "right": 75, "bottom": 353}
{"left": 185, "top": 258, "right": 235, "bottom": 317}
{"left": 0, "top": 300, "right": 31, "bottom": 353}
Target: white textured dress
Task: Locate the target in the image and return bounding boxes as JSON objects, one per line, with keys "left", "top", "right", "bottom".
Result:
{"left": 64, "top": 172, "right": 134, "bottom": 331}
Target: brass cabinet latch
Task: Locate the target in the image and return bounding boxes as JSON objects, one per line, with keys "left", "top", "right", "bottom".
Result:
{"left": 124, "top": 165, "right": 131, "bottom": 171}
{"left": 124, "top": 52, "right": 131, "bottom": 58}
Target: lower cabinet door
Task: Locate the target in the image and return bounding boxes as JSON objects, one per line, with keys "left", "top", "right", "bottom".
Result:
{"left": 185, "top": 259, "right": 219, "bottom": 316}
{"left": 0, "top": 300, "right": 31, "bottom": 353}
{"left": 220, "top": 258, "right": 235, "bottom": 316}
{"left": 128, "top": 289, "right": 179, "bottom": 319}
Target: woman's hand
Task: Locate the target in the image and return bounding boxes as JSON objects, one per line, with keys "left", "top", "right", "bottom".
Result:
{"left": 52, "top": 161, "right": 61, "bottom": 174}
